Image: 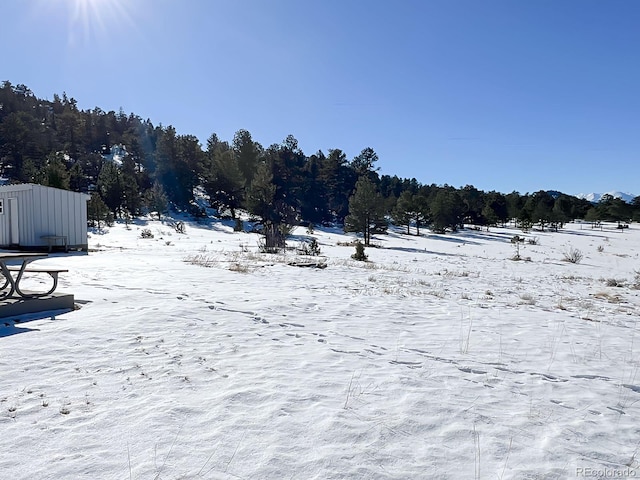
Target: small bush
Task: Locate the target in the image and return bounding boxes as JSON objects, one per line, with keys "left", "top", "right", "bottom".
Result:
{"left": 519, "top": 293, "right": 536, "bottom": 305}
{"left": 605, "top": 278, "right": 625, "bottom": 287}
{"left": 174, "top": 221, "right": 185, "bottom": 234}
{"left": 233, "top": 218, "right": 244, "bottom": 232}
{"left": 527, "top": 237, "right": 539, "bottom": 245}
{"left": 140, "top": 228, "right": 154, "bottom": 239}
{"left": 510, "top": 241, "right": 522, "bottom": 261}
{"left": 299, "top": 238, "right": 322, "bottom": 256}
{"left": 184, "top": 253, "right": 218, "bottom": 268}
{"left": 229, "top": 262, "right": 250, "bottom": 273}
{"left": 597, "top": 245, "right": 604, "bottom": 253}
{"left": 351, "top": 241, "right": 368, "bottom": 261}
{"left": 562, "top": 247, "right": 583, "bottom": 264}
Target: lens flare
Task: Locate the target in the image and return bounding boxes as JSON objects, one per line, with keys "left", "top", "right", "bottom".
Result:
{"left": 64, "top": 0, "right": 135, "bottom": 46}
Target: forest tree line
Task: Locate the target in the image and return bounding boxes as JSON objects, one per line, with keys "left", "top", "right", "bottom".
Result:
{"left": 1, "top": 81, "right": 638, "bottom": 245}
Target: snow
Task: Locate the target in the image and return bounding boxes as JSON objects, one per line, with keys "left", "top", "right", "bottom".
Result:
{"left": 1, "top": 219, "right": 640, "bottom": 479}
{"left": 576, "top": 191, "right": 636, "bottom": 203}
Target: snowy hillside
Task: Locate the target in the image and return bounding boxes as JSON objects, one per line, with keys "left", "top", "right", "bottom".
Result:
{"left": 1, "top": 219, "right": 640, "bottom": 479}
{"left": 577, "top": 191, "right": 636, "bottom": 203}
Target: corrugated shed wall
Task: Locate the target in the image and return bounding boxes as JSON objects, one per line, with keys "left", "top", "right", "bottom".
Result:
{"left": 0, "top": 184, "right": 89, "bottom": 248}
{"left": 0, "top": 192, "right": 9, "bottom": 246}
{"left": 0, "top": 187, "right": 35, "bottom": 245}
{"left": 32, "top": 185, "right": 88, "bottom": 247}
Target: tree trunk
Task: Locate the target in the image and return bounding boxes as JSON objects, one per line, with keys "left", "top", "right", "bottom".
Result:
{"left": 364, "top": 214, "right": 370, "bottom": 246}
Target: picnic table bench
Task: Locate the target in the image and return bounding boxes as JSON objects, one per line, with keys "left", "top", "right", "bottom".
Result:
{"left": 40, "top": 235, "right": 68, "bottom": 252}
{"left": 0, "top": 252, "right": 68, "bottom": 298}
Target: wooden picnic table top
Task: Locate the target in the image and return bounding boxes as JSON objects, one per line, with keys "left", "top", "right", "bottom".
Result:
{"left": 0, "top": 252, "right": 48, "bottom": 261}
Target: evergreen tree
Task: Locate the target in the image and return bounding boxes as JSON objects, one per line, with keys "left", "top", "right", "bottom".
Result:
{"left": 97, "top": 161, "right": 123, "bottom": 217}
{"left": 233, "top": 129, "right": 261, "bottom": 186}
{"left": 597, "top": 194, "right": 632, "bottom": 224}
{"left": 154, "top": 127, "right": 201, "bottom": 209}
{"left": 299, "top": 151, "right": 330, "bottom": 224}
{"left": 459, "top": 185, "right": 484, "bottom": 226}
{"left": 245, "top": 162, "right": 276, "bottom": 223}
{"left": 551, "top": 194, "right": 573, "bottom": 229}
{"left": 632, "top": 196, "right": 640, "bottom": 222}
{"left": 202, "top": 134, "right": 245, "bottom": 218}
{"left": 121, "top": 155, "right": 142, "bottom": 216}
{"left": 429, "top": 189, "right": 464, "bottom": 233}
{"left": 40, "top": 153, "right": 70, "bottom": 190}
{"left": 392, "top": 190, "right": 428, "bottom": 235}
{"left": 344, "top": 177, "right": 386, "bottom": 246}
{"left": 392, "top": 191, "right": 413, "bottom": 235}
{"left": 87, "top": 192, "right": 113, "bottom": 228}
{"left": 145, "top": 181, "right": 169, "bottom": 220}
{"left": 319, "top": 148, "right": 356, "bottom": 223}
{"left": 481, "top": 203, "right": 500, "bottom": 228}
{"left": 483, "top": 191, "right": 509, "bottom": 226}
{"left": 505, "top": 191, "right": 524, "bottom": 222}
{"left": 351, "top": 147, "right": 379, "bottom": 178}
{"left": 524, "top": 191, "right": 555, "bottom": 231}
{"left": 68, "top": 162, "right": 89, "bottom": 192}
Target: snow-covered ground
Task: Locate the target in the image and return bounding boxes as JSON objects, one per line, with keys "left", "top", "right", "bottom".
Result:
{"left": 1, "top": 218, "right": 639, "bottom": 479}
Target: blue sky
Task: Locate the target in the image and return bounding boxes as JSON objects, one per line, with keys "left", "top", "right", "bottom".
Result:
{"left": 2, "top": 0, "right": 639, "bottom": 195}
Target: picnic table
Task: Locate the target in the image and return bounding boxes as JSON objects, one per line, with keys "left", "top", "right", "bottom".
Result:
{"left": 40, "top": 235, "right": 68, "bottom": 252}
{"left": 0, "top": 252, "right": 67, "bottom": 298}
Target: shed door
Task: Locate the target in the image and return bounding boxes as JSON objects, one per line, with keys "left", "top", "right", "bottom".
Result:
{"left": 9, "top": 198, "right": 19, "bottom": 245}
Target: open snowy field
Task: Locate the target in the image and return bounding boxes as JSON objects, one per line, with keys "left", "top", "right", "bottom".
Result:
{"left": 1, "top": 219, "right": 639, "bottom": 479}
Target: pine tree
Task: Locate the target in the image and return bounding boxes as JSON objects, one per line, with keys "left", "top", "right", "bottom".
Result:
{"left": 392, "top": 191, "right": 413, "bottom": 235}
{"left": 87, "top": 192, "right": 113, "bottom": 228}
{"left": 145, "top": 182, "right": 168, "bottom": 220}
{"left": 40, "top": 153, "right": 71, "bottom": 190}
{"left": 202, "top": 137, "right": 245, "bottom": 218}
{"left": 430, "top": 189, "right": 464, "bottom": 233}
{"left": 97, "top": 161, "right": 123, "bottom": 217}
{"left": 245, "top": 162, "right": 276, "bottom": 223}
{"left": 233, "top": 129, "right": 261, "bottom": 186}
{"left": 344, "top": 177, "right": 386, "bottom": 246}
{"left": 392, "top": 191, "right": 428, "bottom": 235}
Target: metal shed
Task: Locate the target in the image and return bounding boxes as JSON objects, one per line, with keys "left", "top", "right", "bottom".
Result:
{"left": 0, "top": 184, "right": 91, "bottom": 251}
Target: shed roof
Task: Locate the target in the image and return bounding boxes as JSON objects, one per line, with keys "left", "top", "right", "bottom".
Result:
{"left": 0, "top": 183, "right": 91, "bottom": 200}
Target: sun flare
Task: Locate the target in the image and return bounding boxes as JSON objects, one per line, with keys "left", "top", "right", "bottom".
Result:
{"left": 64, "top": 0, "right": 134, "bottom": 46}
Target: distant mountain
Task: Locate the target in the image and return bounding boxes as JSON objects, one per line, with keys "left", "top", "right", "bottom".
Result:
{"left": 576, "top": 191, "right": 637, "bottom": 203}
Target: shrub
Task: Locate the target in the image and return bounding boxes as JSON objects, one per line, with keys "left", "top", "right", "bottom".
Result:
{"left": 351, "top": 241, "right": 368, "bottom": 261}
{"left": 173, "top": 221, "right": 185, "bottom": 234}
{"left": 299, "top": 238, "right": 322, "bottom": 256}
{"left": 140, "top": 228, "right": 154, "bottom": 239}
{"left": 597, "top": 245, "right": 604, "bottom": 253}
{"left": 562, "top": 247, "right": 583, "bottom": 264}
{"left": 510, "top": 241, "right": 522, "bottom": 261}
{"left": 229, "top": 262, "right": 250, "bottom": 273}
{"left": 233, "top": 218, "right": 244, "bottom": 232}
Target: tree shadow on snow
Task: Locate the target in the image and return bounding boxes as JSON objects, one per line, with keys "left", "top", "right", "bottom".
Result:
{"left": 423, "top": 234, "right": 481, "bottom": 246}
{"left": 384, "top": 246, "right": 459, "bottom": 257}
